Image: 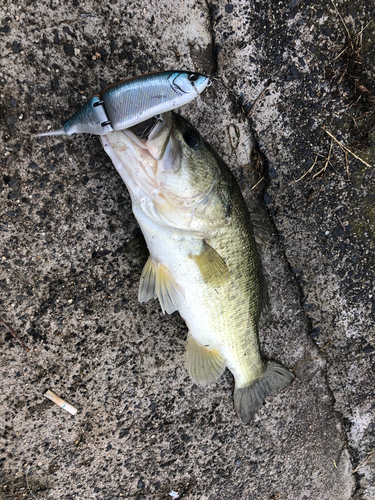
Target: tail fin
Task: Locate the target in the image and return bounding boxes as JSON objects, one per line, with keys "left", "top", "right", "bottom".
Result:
{"left": 234, "top": 362, "right": 294, "bottom": 423}
{"left": 33, "top": 128, "right": 67, "bottom": 138}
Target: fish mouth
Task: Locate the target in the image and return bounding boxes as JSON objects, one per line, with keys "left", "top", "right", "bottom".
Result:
{"left": 100, "top": 129, "right": 158, "bottom": 202}
{"left": 132, "top": 116, "right": 162, "bottom": 140}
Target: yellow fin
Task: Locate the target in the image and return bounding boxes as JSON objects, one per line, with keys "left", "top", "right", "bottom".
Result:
{"left": 186, "top": 335, "right": 226, "bottom": 386}
{"left": 190, "top": 241, "right": 230, "bottom": 288}
{"left": 155, "top": 262, "right": 183, "bottom": 315}
{"left": 138, "top": 256, "right": 158, "bottom": 303}
{"left": 139, "top": 257, "right": 183, "bottom": 315}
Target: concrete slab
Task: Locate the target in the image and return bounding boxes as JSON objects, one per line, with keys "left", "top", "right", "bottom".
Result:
{"left": 1, "top": 0, "right": 373, "bottom": 498}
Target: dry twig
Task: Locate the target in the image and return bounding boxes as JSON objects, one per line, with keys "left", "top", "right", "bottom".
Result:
{"left": 330, "top": 0, "right": 351, "bottom": 42}
{"left": 336, "top": 214, "right": 346, "bottom": 232}
{"left": 320, "top": 340, "right": 333, "bottom": 353}
{"left": 334, "top": 21, "right": 372, "bottom": 61}
{"left": 313, "top": 138, "right": 334, "bottom": 178}
{"left": 0, "top": 318, "right": 30, "bottom": 352}
{"left": 352, "top": 451, "right": 375, "bottom": 474}
{"left": 227, "top": 123, "right": 240, "bottom": 151}
{"left": 322, "top": 127, "right": 372, "bottom": 168}
{"left": 293, "top": 155, "right": 319, "bottom": 183}
{"left": 247, "top": 82, "right": 273, "bottom": 117}
{"left": 251, "top": 176, "right": 265, "bottom": 190}
{"left": 344, "top": 150, "right": 350, "bottom": 180}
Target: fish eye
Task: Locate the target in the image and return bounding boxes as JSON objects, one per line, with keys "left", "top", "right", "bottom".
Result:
{"left": 183, "top": 129, "right": 201, "bottom": 149}
{"left": 188, "top": 73, "right": 199, "bottom": 82}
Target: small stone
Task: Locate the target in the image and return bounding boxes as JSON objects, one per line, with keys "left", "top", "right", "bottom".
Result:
{"left": 63, "top": 44, "right": 74, "bottom": 56}
{"left": 11, "top": 41, "right": 21, "bottom": 53}
{"left": 137, "top": 479, "right": 145, "bottom": 489}
{"left": 290, "top": 64, "right": 299, "bottom": 78}
{"left": 332, "top": 226, "right": 344, "bottom": 237}
{"left": 6, "top": 115, "right": 17, "bottom": 125}
{"left": 363, "top": 345, "right": 375, "bottom": 354}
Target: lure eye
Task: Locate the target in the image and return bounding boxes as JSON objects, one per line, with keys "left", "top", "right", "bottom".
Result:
{"left": 183, "top": 129, "right": 201, "bottom": 149}
{"left": 188, "top": 73, "right": 199, "bottom": 82}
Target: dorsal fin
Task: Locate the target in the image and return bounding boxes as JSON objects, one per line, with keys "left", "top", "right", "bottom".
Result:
{"left": 259, "top": 275, "right": 271, "bottom": 322}
{"left": 250, "top": 211, "right": 270, "bottom": 247}
{"left": 190, "top": 241, "right": 230, "bottom": 288}
{"left": 186, "top": 334, "right": 226, "bottom": 386}
{"left": 138, "top": 256, "right": 183, "bottom": 315}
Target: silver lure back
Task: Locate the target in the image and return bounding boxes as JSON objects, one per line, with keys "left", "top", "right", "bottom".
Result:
{"left": 34, "top": 71, "right": 210, "bottom": 138}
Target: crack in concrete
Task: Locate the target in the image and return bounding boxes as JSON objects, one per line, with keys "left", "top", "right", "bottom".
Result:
{"left": 206, "top": 3, "right": 359, "bottom": 497}
{"left": 204, "top": 0, "right": 219, "bottom": 76}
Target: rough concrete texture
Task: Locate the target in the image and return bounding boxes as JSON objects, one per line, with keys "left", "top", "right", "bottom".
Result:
{"left": 1, "top": 0, "right": 374, "bottom": 499}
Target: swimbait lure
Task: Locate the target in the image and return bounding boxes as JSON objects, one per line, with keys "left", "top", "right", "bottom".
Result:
{"left": 35, "top": 71, "right": 210, "bottom": 137}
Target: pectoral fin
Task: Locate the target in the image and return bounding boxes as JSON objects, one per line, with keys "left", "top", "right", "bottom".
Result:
{"left": 190, "top": 241, "right": 230, "bottom": 288}
{"left": 138, "top": 256, "right": 158, "bottom": 303}
{"left": 138, "top": 256, "right": 183, "bottom": 315}
{"left": 186, "top": 334, "right": 226, "bottom": 386}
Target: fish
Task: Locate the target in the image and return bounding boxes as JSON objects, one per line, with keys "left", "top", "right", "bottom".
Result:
{"left": 100, "top": 111, "right": 295, "bottom": 423}
{"left": 35, "top": 71, "right": 211, "bottom": 137}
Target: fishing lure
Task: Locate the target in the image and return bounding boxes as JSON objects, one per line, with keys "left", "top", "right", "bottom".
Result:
{"left": 35, "top": 71, "right": 211, "bottom": 137}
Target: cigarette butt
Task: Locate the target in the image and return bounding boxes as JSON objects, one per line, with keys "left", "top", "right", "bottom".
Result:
{"left": 44, "top": 390, "right": 77, "bottom": 415}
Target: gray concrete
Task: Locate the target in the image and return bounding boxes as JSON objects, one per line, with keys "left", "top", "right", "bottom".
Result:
{"left": 1, "top": 0, "right": 374, "bottom": 498}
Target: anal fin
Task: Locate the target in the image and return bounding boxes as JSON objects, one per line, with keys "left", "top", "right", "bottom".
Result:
{"left": 186, "top": 334, "right": 226, "bottom": 386}
{"left": 138, "top": 256, "right": 183, "bottom": 315}
{"left": 190, "top": 241, "right": 230, "bottom": 288}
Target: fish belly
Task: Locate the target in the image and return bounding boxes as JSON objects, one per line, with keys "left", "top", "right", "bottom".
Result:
{"left": 133, "top": 204, "right": 229, "bottom": 351}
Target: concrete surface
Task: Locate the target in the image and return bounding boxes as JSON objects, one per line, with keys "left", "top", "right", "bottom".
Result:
{"left": 1, "top": 0, "right": 374, "bottom": 498}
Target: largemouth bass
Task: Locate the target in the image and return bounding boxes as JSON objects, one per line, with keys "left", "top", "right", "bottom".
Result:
{"left": 101, "top": 112, "right": 294, "bottom": 423}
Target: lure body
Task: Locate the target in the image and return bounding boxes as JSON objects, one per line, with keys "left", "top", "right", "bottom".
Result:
{"left": 35, "top": 71, "right": 210, "bottom": 137}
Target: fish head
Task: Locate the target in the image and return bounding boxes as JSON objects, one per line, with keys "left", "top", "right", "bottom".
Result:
{"left": 150, "top": 113, "right": 220, "bottom": 206}
{"left": 101, "top": 111, "right": 232, "bottom": 234}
